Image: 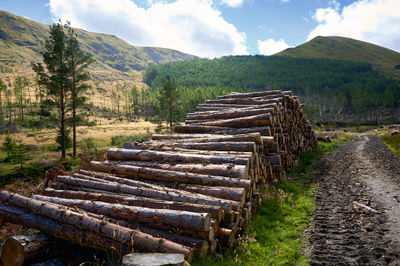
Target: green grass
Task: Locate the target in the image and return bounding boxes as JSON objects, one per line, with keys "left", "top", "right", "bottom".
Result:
{"left": 381, "top": 134, "right": 400, "bottom": 158}
{"left": 193, "top": 139, "right": 347, "bottom": 266}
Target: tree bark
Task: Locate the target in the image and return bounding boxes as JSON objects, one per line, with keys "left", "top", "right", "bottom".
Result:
{"left": 31, "top": 195, "right": 211, "bottom": 232}
{"left": 0, "top": 190, "right": 194, "bottom": 259}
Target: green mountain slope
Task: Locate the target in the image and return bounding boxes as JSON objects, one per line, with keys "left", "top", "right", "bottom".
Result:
{"left": 277, "top": 36, "right": 400, "bottom": 79}
{"left": 0, "top": 10, "right": 197, "bottom": 87}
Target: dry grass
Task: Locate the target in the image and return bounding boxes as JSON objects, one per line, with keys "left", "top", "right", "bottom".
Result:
{"left": 0, "top": 119, "right": 156, "bottom": 148}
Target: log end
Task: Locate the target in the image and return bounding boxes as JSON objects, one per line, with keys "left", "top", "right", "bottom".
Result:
{"left": 1, "top": 237, "right": 25, "bottom": 266}
{"left": 122, "top": 253, "right": 186, "bottom": 266}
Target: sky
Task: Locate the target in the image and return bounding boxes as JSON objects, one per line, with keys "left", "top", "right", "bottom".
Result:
{"left": 1, "top": 0, "right": 400, "bottom": 58}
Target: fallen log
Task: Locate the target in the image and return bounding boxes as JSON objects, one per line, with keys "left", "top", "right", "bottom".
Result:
{"left": 151, "top": 133, "right": 262, "bottom": 145}
{"left": 31, "top": 195, "right": 211, "bottom": 232}
{"left": 122, "top": 253, "right": 185, "bottom": 266}
{"left": 0, "top": 190, "right": 194, "bottom": 259}
{"left": 89, "top": 161, "right": 251, "bottom": 189}
{"left": 217, "top": 90, "right": 285, "bottom": 99}
{"left": 175, "top": 184, "right": 246, "bottom": 204}
{"left": 185, "top": 108, "right": 275, "bottom": 122}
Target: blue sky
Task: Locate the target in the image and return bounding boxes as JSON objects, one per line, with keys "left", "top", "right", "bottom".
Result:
{"left": 1, "top": 0, "right": 400, "bottom": 57}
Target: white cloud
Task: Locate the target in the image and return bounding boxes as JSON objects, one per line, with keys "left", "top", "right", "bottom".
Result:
{"left": 257, "top": 38, "right": 291, "bottom": 55}
{"left": 220, "top": 0, "right": 245, "bottom": 7}
{"left": 308, "top": 0, "right": 400, "bottom": 52}
{"left": 49, "top": 0, "right": 248, "bottom": 58}
{"left": 280, "top": 0, "right": 290, "bottom": 3}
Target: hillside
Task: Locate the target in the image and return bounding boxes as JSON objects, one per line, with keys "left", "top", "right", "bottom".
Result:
{"left": 144, "top": 55, "right": 399, "bottom": 123}
{"left": 0, "top": 10, "right": 197, "bottom": 103}
{"left": 277, "top": 36, "right": 400, "bottom": 79}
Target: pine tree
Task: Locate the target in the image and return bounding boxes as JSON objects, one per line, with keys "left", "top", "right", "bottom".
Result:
{"left": 158, "top": 75, "right": 179, "bottom": 133}
{"left": 13, "top": 76, "right": 30, "bottom": 124}
{"left": 10, "top": 138, "right": 28, "bottom": 169}
{"left": 1, "top": 134, "right": 15, "bottom": 161}
{"left": 0, "top": 78, "right": 6, "bottom": 126}
{"left": 65, "top": 23, "right": 93, "bottom": 158}
{"left": 32, "top": 21, "right": 71, "bottom": 159}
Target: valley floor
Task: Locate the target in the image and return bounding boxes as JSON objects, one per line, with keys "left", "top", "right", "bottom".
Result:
{"left": 310, "top": 135, "right": 400, "bottom": 265}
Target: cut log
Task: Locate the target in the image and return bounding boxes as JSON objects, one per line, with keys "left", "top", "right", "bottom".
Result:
{"left": 125, "top": 141, "right": 257, "bottom": 153}
{"left": 174, "top": 125, "right": 271, "bottom": 136}
{"left": 205, "top": 97, "right": 281, "bottom": 105}
{"left": 0, "top": 190, "right": 194, "bottom": 259}
{"left": 175, "top": 184, "right": 246, "bottom": 204}
{"left": 0, "top": 233, "right": 56, "bottom": 266}
{"left": 197, "top": 113, "right": 272, "bottom": 128}
{"left": 122, "top": 253, "right": 185, "bottom": 266}
{"left": 31, "top": 195, "right": 211, "bottom": 232}
{"left": 43, "top": 188, "right": 223, "bottom": 220}
{"left": 185, "top": 108, "right": 275, "bottom": 121}
{"left": 152, "top": 133, "right": 262, "bottom": 145}
{"left": 106, "top": 148, "right": 250, "bottom": 166}
{"left": 0, "top": 204, "right": 131, "bottom": 255}
{"left": 55, "top": 175, "right": 233, "bottom": 212}
{"left": 105, "top": 161, "right": 248, "bottom": 179}
{"left": 89, "top": 161, "right": 251, "bottom": 189}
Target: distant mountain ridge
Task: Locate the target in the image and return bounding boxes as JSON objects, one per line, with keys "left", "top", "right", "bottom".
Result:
{"left": 277, "top": 36, "right": 400, "bottom": 80}
{"left": 0, "top": 10, "right": 197, "bottom": 89}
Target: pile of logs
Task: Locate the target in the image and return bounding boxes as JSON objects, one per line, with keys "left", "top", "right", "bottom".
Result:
{"left": 0, "top": 90, "right": 316, "bottom": 264}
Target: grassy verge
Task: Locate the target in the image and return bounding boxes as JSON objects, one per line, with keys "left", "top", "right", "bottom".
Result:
{"left": 193, "top": 138, "right": 348, "bottom": 266}
{"left": 381, "top": 134, "right": 400, "bottom": 158}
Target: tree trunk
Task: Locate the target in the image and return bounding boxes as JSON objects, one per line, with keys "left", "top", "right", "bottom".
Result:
{"left": 89, "top": 161, "right": 251, "bottom": 189}
{"left": 31, "top": 195, "right": 211, "bottom": 232}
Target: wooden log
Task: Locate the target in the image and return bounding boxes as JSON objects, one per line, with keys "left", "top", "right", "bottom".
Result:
{"left": 185, "top": 108, "right": 275, "bottom": 121}
{"left": 217, "top": 90, "right": 285, "bottom": 99}
{"left": 125, "top": 141, "right": 257, "bottom": 153}
{"left": 90, "top": 161, "right": 251, "bottom": 189}
{"left": 43, "top": 188, "right": 223, "bottom": 221}
{"left": 31, "top": 195, "right": 211, "bottom": 232}
{"left": 0, "top": 204, "right": 132, "bottom": 255}
{"left": 174, "top": 125, "right": 271, "bottom": 136}
{"left": 151, "top": 133, "right": 262, "bottom": 145}
{"left": 105, "top": 161, "right": 248, "bottom": 179}
{"left": 122, "top": 253, "right": 185, "bottom": 266}
{"left": 175, "top": 184, "right": 246, "bottom": 204}
{"left": 55, "top": 175, "right": 233, "bottom": 212}
{"left": 0, "top": 190, "right": 194, "bottom": 259}
{"left": 106, "top": 148, "right": 250, "bottom": 166}
{"left": 197, "top": 113, "right": 272, "bottom": 128}
{"left": 205, "top": 97, "right": 281, "bottom": 105}
{"left": 0, "top": 233, "right": 56, "bottom": 266}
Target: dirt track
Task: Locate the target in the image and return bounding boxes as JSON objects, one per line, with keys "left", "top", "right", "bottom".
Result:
{"left": 310, "top": 135, "right": 400, "bottom": 265}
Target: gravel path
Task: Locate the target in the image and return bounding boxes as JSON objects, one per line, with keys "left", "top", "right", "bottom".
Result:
{"left": 310, "top": 135, "right": 400, "bottom": 265}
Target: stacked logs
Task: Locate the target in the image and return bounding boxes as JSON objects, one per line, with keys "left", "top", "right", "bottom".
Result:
{"left": 0, "top": 90, "right": 316, "bottom": 264}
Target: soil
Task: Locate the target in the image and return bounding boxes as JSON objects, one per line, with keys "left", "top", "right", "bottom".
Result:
{"left": 310, "top": 135, "right": 400, "bottom": 265}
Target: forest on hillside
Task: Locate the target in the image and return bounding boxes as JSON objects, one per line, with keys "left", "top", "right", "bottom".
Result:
{"left": 144, "top": 55, "right": 400, "bottom": 124}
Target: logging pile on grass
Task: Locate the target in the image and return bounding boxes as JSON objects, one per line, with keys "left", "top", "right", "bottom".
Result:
{"left": 0, "top": 90, "right": 316, "bottom": 264}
